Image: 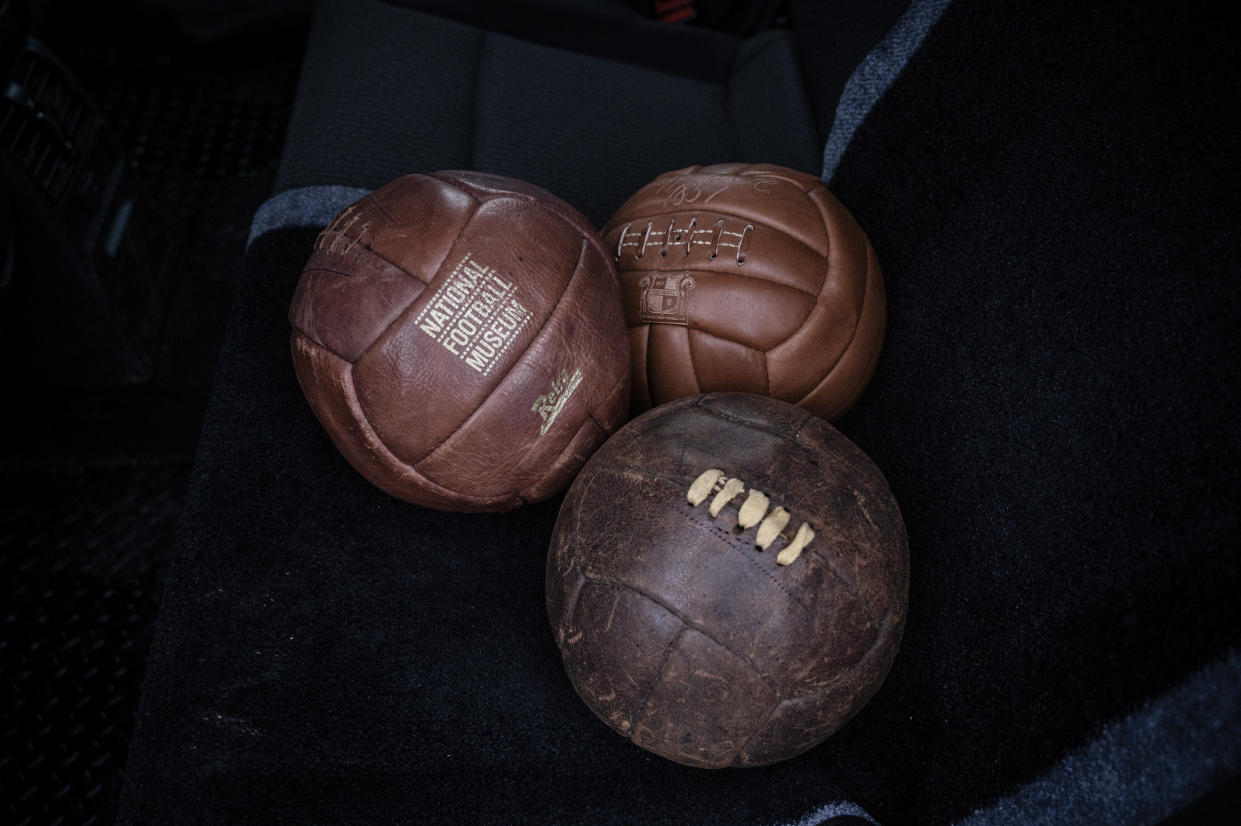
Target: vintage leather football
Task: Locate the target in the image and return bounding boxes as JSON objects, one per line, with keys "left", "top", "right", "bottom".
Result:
{"left": 546, "top": 392, "right": 908, "bottom": 768}
{"left": 601, "top": 163, "right": 886, "bottom": 421}
{"left": 289, "top": 171, "right": 630, "bottom": 511}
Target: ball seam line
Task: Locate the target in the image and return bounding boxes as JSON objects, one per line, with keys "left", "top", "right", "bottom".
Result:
{"left": 409, "top": 238, "right": 588, "bottom": 466}
{"left": 346, "top": 197, "right": 484, "bottom": 367}
{"left": 642, "top": 323, "right": 654, "bottom": 408}
{"left": 438, "top": 171, "right": 614, "bottom": 272}
{"left": 795, "top": 241, "right": 884, "bottom": 417}
{"left": 683, "top": 325, "right": 771, "bottom": 371}
{"left": 686, "top": 407, "right": 890, "bottom": 621}
{"left": 628, "top": 624, "right": 688, "bottom": 742}
{"left": 555, "top": 462, "right": 608, "bottom": 643}
{"left": 686, "top": 515, "right": 813, "bottom": 618}
{"left": 578, "top": 570, "right": 783, "bottom": 700}
{"left": 615, "top": 243, "right": 822, "bottom": 299}
{"left": 616, "top": 267, "right": 820, "bottom": 346}
{"left": 333, "top": 351, "right": 511, "bottom": 507}
{"left": 557, "top": 565, "right": 587, "bottom": 647}
{"left": 360, "top": 191, "right": 397, "bottom": 223}
{"left": 587, "top": 375, "right": 629, "bottom": 436}
{"left": 788, "top": 240, "right": 873, "bottom": 408}
{"left": 330, "top": 232, "right": 431, "bottom": 288}
{"left": 762, "top": 349, "right": 771, "bottom": 397}
{"left": 684, "top": 326, "right": 703, "bottom": 395}
{"left": 518, "top": 413, "right": 596, "bottom": 504}
{"left": 410, "top": 236, "right": 589, "bottom": 468}
{"left": 725, "top": 696, "right": 782, "bottom": 766}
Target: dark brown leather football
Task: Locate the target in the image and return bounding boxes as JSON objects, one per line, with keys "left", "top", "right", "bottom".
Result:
{"left": 601, "top": 163, "right": 886, "bottom": 421}
{"left": 546, "top": 392, "right": 908, "bottom": 768}
{"left": 289, "top": 171, "right": 630, "bottom": 512}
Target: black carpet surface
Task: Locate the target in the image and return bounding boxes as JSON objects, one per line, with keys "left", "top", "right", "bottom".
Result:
{"left": 821, "top": 0, "right": 1241, "bottom": 819}
{"left": 119, "top": 1, "right": 1240, "bottom": 824}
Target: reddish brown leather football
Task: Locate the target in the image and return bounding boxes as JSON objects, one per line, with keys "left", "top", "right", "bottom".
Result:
{"left": 289, "top": 171, "right": 630, "bottom": 512}
{"left": 546, "top": 392, "right": 908, "bottom": 768}
{"left": 601, "top": 163, "right": 886, "bottom": 421}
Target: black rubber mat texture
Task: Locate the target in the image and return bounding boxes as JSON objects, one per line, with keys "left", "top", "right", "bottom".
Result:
{"left": 0, "top": 462, "right": 183, "bottom": 826}
{"left": 2, "top": 6, "right": 305, "bottom": 825}
{"left": 2, "top": 8, "right": 306, "bottom": 463}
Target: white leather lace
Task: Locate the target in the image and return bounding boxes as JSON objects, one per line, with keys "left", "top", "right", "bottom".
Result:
{"left": 687, "top": 469, "right": 815, "bottom": 565}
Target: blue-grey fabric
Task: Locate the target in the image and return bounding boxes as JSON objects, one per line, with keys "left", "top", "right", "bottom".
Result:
{"left": 784, "top": 801, "right": 879, "bottom": 826}
{"left": 821, "top": 0, "right": 953, "bottom": 181}
{"left": 246, "top": 185, "right": 370, "bottom": 248}
{"left": 953, "top": 648, "right": 1241, "bottom": 826}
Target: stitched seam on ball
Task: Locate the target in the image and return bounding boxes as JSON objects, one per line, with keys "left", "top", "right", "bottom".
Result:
{"left": 680, "top": 326, "right": 771, "bottom": 377}
{"left": 430, "top": 172, "right": 610, "bottom": 266}
{"left": 301, "top": 265, "right": 360, "bottom": 281}
{"left": 335, "top": 354, "right": 511, "bottom": 506}
{"left": 801, "top": 611, "right": 896, "bottom": 703}
{"left": 688, "top": 406, "right": 886, "bottom": 621}
{"left": 362, "top": 192, "right": 396, "bottom": 223}
{"left": 620, "top": 261, "right": 819, "bottom": 304}
{"left": 580, "top": 572, "right": 781, "bottom": 699}
{"left": 802, "top": 241, "right": 883, "bottom": 417}
{"left": 616, "top": 205, "right": 827, "bottom": 262}
{"left": 617, "top": 464, "right": 853, "bottom": 589}
{"left": 619, "top": 265, "right": 819, "bottom": 319}
{"left": 685, "top": 327, "right": 703, "bottom": 394}
{"left": 791, "top": 238, "right": 873, "bottom": 407}
{"left": 690, "top": 516, "right": 812, "bottom": 619}
{"left": 697, "top": 401, "right": 815, "bottom": 447}
{"left": 726, "top": 698, "right": 781, "bottom": 766}
{"left": 519, "top": 414, "right": 595, "bottom": 503}
{"left": 587, "top": 376, "right": 628, "bottom": 436}
{"left": 629, "top": 624, "right": 686, "bottom": 740}
{"left": 349, "top": 197, "right": 484, "bottom": 367}
{"left": 413, "top": 237, "right": 589, "bottom": 467}
{"left": 726, "top": 612, "right": 898, "bottom": 766}
{"left": 801, "top": 544, "right": 882, "bottom": 627}
{"left": 341, "top": 235, "right": 428, "bottom": 286}
{"left": 807, "top": 186, "right": 835, "bottom": 290}
{"left": 560, "top": 567, "right": 587, "bottom": 647}
{"left": 791, "top": 411, "right": 813, "bottom": 440}
{"left": 643, "top": 323, "right": 653, "bottom": 405}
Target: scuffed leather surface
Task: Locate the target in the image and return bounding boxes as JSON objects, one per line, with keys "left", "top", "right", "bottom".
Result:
{"left": 289, "top": 171, "right": 630, "bottom": 511}
{"left": 547, "top": 392, "right": 908, "bottom": 768}
{"left": 602, "top": 163, "right": 885, "bottom": 421}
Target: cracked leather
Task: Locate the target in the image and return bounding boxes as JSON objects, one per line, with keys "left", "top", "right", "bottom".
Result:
{"left": 601, "top": 163, "right": 886, "bottom": 421}
{"left": 289, "top": 171, "right": 630, "bottom": 511}
{"left": 547, "top": 392, "right": 908, "bottom": 768}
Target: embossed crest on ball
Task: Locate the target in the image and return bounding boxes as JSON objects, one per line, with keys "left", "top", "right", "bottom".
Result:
{"left": 638, "top": 272, "right": 695, "bottom": 325}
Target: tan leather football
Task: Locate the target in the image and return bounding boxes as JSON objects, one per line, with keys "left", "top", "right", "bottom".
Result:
{"left": 601, "top": 163, "right": 885, "bottom": 420}
{"left": 289, "top": 171, "right": 630, "bottom": 512}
